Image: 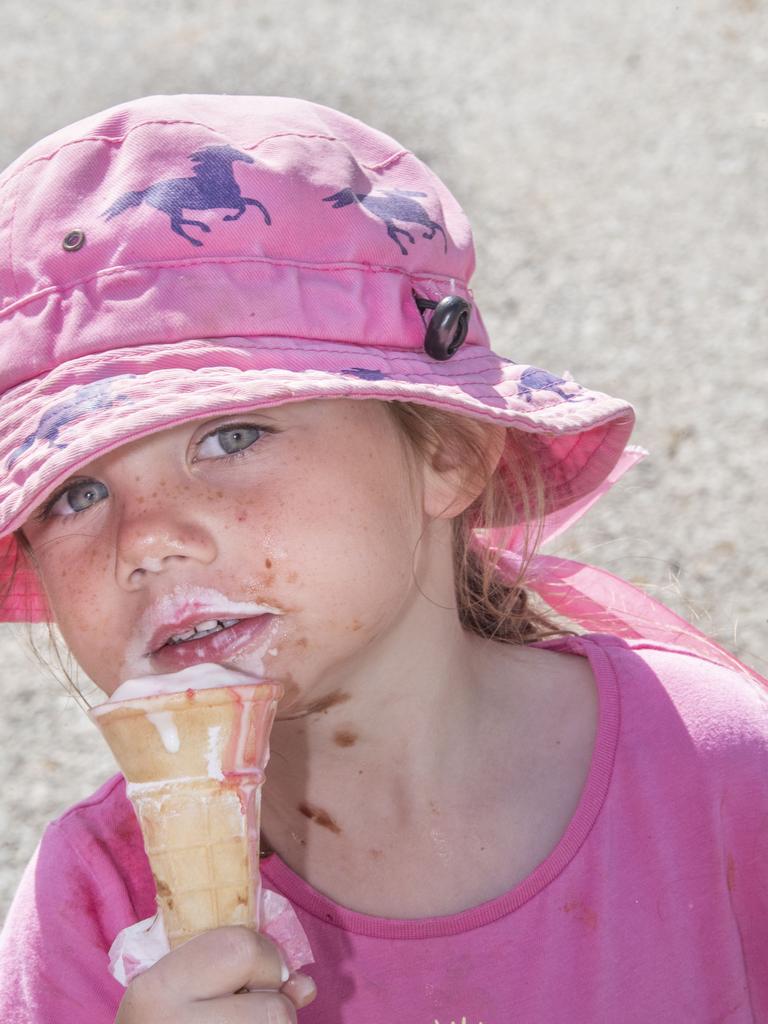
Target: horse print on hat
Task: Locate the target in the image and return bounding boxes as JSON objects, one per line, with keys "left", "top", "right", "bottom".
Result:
{"left": 339, "top": 367, "right": 391, "bottom": 381}
{"left": 324, "top": 187, "right": 447, "bottom": 256}
{"left": 6, "top": 376, "right": 138, "bottom": 470}
{"left": 517, "top": 368, "right": 593, "bottom": 405}
{"left": 102, "top": 145, "right": 271, "bottom": 246}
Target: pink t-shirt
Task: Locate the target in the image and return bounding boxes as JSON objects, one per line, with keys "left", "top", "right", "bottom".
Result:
{"left": 1, "top": 632, "right": 767, "bottom": 1022}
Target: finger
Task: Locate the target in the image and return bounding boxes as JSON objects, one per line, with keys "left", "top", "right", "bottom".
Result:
{"left": 140, "top": 926, "right": 288, "bottom": 1002}
{"left": 281, "top": 971, "right": 318, "bottom": 1009}
{"left": 190, "top": 990, "right": 297, "bottom": 1024}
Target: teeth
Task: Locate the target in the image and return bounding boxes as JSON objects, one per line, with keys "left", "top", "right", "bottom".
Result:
{"left": 166, "top": 618, "right": 241, "bottom": 646}
{"left": 171, "top": 628, "right": 197, "bottom": 643}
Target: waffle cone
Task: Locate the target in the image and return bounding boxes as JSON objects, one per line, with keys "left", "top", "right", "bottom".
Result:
{"left": 90, "top": 681, "right": 282, "bottom": 948}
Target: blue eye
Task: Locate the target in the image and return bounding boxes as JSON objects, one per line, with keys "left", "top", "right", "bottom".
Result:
{"left": 196, "top": 424, "right": 267, "bottom": 459}
{"left": 44, "top": 480, "right": 109, "bottom": 519}
{"left": 32, "top": 424, "right": 270, "bottom": 523}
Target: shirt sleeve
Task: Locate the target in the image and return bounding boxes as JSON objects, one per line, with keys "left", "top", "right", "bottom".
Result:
{"left": 0, "top": 821, "right": 126, "bottom": 1024}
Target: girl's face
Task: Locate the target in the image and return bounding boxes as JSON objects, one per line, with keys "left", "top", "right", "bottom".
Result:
{"left": 21, "top": 399, "right": 453, "bottom": 710}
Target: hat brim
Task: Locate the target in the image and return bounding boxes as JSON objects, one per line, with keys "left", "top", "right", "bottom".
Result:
{"left": 0, "top": 336, "right": 634, "bottom": 622}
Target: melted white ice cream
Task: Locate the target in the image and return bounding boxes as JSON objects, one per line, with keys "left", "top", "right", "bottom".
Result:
{"left": 106, "top": 662, "right": 264, "bottom": 704}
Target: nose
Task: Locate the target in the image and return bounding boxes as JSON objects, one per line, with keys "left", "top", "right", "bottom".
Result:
{"left": 116, "top": 504, "right": 217, "bottom": 587}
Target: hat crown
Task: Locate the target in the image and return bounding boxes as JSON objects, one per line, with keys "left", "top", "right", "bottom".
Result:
{"left": 0, "top": 94, "right": 474, "bottom": 316}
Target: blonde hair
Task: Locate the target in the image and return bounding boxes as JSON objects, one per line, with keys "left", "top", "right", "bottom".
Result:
{"left": 4, "top": 399, "right": 575, "bottom": 704}
{"left": 385, "top": 400, "right": 576, "bottom": 645}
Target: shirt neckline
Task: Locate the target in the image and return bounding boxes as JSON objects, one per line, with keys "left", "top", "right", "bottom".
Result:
{"left": 259, "top": 631, "right": 621, "bottom": 939}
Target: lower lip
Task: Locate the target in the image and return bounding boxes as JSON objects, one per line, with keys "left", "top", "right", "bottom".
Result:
{"left": 151, "top": 615, "right": 276, "bottom": 673}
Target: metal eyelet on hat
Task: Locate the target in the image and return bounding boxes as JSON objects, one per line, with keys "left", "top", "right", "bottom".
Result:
{"left": 62, "top": 230, "right": 86, "bottom": 252}
{"left": 413, "top": 291, "right": 471, "bottom": 361}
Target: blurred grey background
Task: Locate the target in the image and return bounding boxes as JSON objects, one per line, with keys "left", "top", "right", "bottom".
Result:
{"left": 1, "top": 0, "right": 766, "bottom": 920}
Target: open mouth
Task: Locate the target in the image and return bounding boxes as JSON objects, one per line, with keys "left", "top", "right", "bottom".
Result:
{"left": 151, "top": 615, "right": 276, "bottom": 671}
{"left": 163, "top": 618, "right": 242, "bottom": 647}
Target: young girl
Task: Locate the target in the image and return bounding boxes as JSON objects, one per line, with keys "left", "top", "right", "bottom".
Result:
{"left": 0, "top": 94, "right": 765, "bottom": 1023}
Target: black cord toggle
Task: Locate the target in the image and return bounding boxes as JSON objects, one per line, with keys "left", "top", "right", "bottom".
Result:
{"left": 413, "top": 291, "right": 471, "bottom": 361}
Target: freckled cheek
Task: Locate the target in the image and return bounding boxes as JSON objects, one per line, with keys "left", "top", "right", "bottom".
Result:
{"left": 204, "top": 485, "right": 262, "bottom": 530}
{"left": 230, "top": 488, "right": 412, "bottom": 633}
{"left": 220, "top": 500, "right": 250, "bottom": 527}
{"left": 51, "top": 603, "right": 114, "bottom": 684}
{"left": 40, "top": 542, "right": 98, "bottom": 605}
{"left": 39, "top": 542, "right": 115, "bottom": 649}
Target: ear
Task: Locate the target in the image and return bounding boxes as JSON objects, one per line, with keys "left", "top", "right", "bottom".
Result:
{"left": 421, "top": 422, "right": 507, "bottom": 520}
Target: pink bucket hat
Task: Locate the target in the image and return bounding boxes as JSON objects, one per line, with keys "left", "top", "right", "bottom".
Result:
{"left": 0, "top": 93, "right": 636, "bottom": 622}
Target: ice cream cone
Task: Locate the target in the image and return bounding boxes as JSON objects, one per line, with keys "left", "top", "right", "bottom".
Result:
{"left": 90, "top": 679, "right": 282, "bottom": 948}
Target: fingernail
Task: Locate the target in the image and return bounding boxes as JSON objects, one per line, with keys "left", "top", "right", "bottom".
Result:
{"left": 283, "top": 971, "right": 318, "bottom": 1006}
{"left": 280, "top": 959, "right": 290, "bottom": 984}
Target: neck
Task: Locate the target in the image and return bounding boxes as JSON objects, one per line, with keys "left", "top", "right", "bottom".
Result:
{"left": 256, "top": 520, "right": 545, "bottom": 915}
{"left": 259, "top": 595, "right": 524, "bottom": 898}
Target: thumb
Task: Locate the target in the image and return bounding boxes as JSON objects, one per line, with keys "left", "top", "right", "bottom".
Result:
{"left": 281, "top": 971, "right": 318, "bottom": 1009}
